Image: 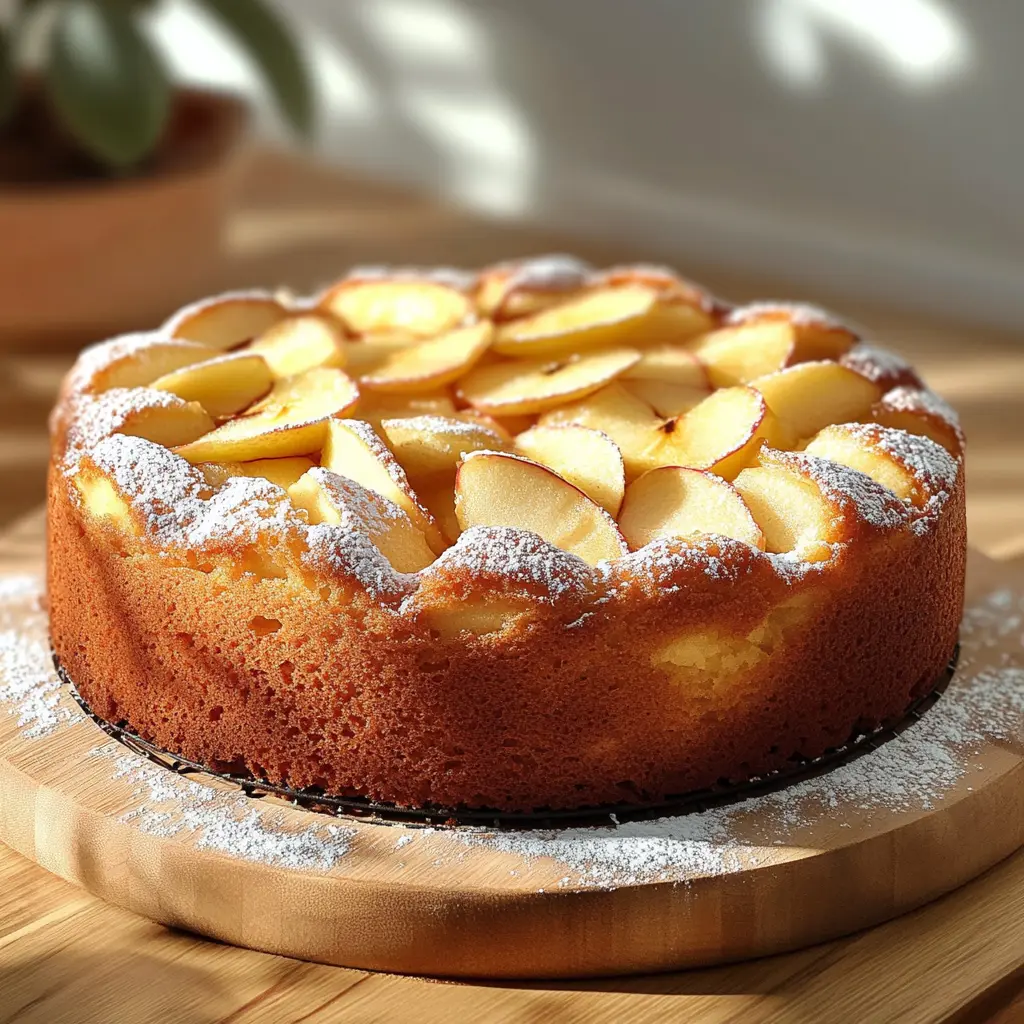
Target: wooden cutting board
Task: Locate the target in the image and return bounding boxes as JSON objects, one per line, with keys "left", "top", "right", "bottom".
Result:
{"left": 1, "top": 537, "right": 1022, "bottom": 980}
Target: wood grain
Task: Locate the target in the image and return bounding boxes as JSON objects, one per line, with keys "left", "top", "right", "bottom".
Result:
{"left": 0, "top": 150, "right": 1023, "bottom": 1021}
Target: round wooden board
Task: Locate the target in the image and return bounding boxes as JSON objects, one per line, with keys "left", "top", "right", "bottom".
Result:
{"left": 1, "top": 553, "right": 1023, "bottom": 980}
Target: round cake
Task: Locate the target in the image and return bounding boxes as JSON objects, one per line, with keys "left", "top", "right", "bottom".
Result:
{"left": 48, "top": 257, "right": 966, "bottom": 812}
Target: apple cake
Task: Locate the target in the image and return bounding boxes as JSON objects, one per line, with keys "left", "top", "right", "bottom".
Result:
{"left": 48, "top": 257, "right": 966, "bottom": 812}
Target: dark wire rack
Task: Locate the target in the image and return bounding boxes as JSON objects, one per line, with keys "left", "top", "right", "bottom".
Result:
{"left": 56, "top": 645, "right": 959, "bottom": 831}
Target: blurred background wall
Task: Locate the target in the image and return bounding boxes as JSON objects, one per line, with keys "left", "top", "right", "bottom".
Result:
{"left": 155, "top": 0, "right": 1023, "bottom": 327}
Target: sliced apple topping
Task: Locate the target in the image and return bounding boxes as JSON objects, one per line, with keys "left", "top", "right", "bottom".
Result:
{"left": 733, "top": 454, "right": 841, "bottom": 560}
{"left": 342, "top": 335, "right": 418, "bottom": 377}
{"left": 358, "top": 321, "right": 493, "bottom": 393}
{"left": 200, "top": 456, "right": 316, "bottom": 490}
{"left": 514, "top": 424, "right": 625, "bottom": 517}
{"left": 289, "top": 468, "right": 435, "bottom": 572}
{"left": 380, "top": 415, "right": 506, "bottom": 478}
{"left": 174, "top": 367, "right": 359, "bottom": 464}
{"left": 804, "top": 422, "right": 958, "bottom": 507}
{"left": 459, "top": 347, "right": 640, "bottom": 416}
{"left": 618, "top": 466, "right": 765, "bottom": 551}
{"left": 357, "top": 390, "right": 458, "bottom": 428}
{"left": 320, "top": 278, "right": 471, "bottom": 336}
{"left": 538, "top": 382, "right": 658, "bottom": 476}
{"left": 322, "top": 419, "right": 445, "bottom": 552}
{"left": 637, "top": 386, "right": 784, "bottom": 480}
{"left": 167, "top": 292, "right": 288, "bottom": 350}
{"left": 113, "top": 398, "right": 215, "bottom": 448}
{"left": 247, "top": 314, "right": 347, "bottom": 378}
{"left": 149, "top": 352, "right": 273, "bottom": 418}
{"left": 870, "top": 386, "right": 964, "bottom": 458}
{"left": 455, "top": 451, "right": 627, "bottom": 566}
{"left": 750, "top": 361, "right": 882, "bottom": 441}
{"left": 696, "top": 306, "right": 857, "bottom": 388}
{"left": 477, "top": 255, "right": 592, "bottom": 320}
{"left": 621, "top": 379, "right": 706, "bottom": 418}
{"left": 78, "top": 337, "right": 219, "bottom": 393}
{"left": 492, "top": 286, "right": 660, "bottom": 358}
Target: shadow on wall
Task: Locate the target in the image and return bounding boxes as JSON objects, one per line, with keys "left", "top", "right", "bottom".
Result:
{"left": 156, "top": 0, "right": 1024, "bottom": 327}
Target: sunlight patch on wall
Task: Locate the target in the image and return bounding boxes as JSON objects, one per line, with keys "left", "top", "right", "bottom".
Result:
{"left": 362, "top": 0, "right": 536, "bottom": 217}
{"left": 756, "top": 0, "right": 972, "bottom": 91}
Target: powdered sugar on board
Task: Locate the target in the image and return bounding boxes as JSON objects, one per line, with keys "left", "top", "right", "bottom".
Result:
{"left": 98, "top": 746, "right": 354, "bottom": 871}
{"left": 0, "top": 574, "right": 82, "bottom": 738}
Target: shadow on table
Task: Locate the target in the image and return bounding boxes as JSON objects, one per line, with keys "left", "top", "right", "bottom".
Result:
{"left": 0, "top": 939, "right": 227, "bottom": 1024}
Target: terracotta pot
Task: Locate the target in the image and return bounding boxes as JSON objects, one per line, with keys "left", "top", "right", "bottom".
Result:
{"left": 0, "top": 89, "right": 249, "bottom": 350}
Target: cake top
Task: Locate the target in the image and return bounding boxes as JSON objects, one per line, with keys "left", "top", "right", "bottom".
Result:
{"left": 56, "top": 256, "right": 963, "bottom": 612}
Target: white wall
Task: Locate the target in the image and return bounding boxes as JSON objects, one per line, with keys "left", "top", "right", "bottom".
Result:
{"left": 158, "top": 0, "right": 1024, "bottom": 328}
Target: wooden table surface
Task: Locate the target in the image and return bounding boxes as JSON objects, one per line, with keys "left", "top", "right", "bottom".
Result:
{"left": 1, "top": 150, "right": 1023, "bottom": 1023}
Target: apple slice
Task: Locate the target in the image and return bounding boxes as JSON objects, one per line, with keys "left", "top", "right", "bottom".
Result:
{"left": 166, "top": 292, "right": 288, "bottom": 350}
{"left": 871, "top": 386, "right": 964, "bottom": 458}
{"left": 355, "top": 390, "right": 458, "bottom": 428}
{"left": 618, "top": 467, "right": 764, "bottom": 551}
{"left": 342, "top": 335, "right": 419, "bottom": 377}
{"left": 694, "top": 322, "right": 799, "bottom": 387}
{"left": 174, "top": 367, "right": 359, "bottom": 464}
{"left": 74, "top": 390, "right": 217, "bottom": 449}
{"left": 696, "top": 306, "right": 857, "bottom": 387}
{"left": 75, "top": 336, "right": 219, "bottom": 394}
{"left": 621, "top": 345, "right": 710, "bottom": 388}
{"left": 514, "top": 424, "right": 625, "bottom": 516}
{"left": 201, "top": 456, "right": 316, "bottom": 490}
{"left": 415, "top": 477, "right": 462, "bottom": 545}
{"left": 733, "top": 452, "right": 842, "bottom": 559}
{"left": 538, "top": 382, "right": 659, "bottom": 476}
{"left": 320, "top": 278, "right": 471, "bottom": 336}
{"left": 804, "top": 422, "right": 958, "bottom": 507}
{"left": 380, "top": 415, "right": 506, "bottom": 478}
{"left": 455, "top": 451, "right": 627, "bottom": 566}
{"left": 459, "top": 347, "right": 641, "bottom": 416}
{"left": 289, "top": 468, "right": 435, "bottom": 572}
{"left": 492, "top": 285, "right": 659, "bottom": 358}
{"left": 622, "top": 379, "right": 706, "bottom": 418}
{"left": 477, "top": 255, "right": 592, "bottom": 320}
{"left": 248, "top": 314, "right": 347, "bottom": 378}
{"left": 322, "top": 419, "right": 445, "bottom": 552}
{"left": 149, "top": 352, "right": 273, "bottom": 418}
{"left": 358, "top": 321, "right": 493, "bottom": 393}
{"left": 725, "top": 302, "right": 856, "bottom": 354}
{"left": 750, "top": 361, "right": 882, "bottom": 440}
{"left": 639, "top": 386, "right": 784, "bottom": 480}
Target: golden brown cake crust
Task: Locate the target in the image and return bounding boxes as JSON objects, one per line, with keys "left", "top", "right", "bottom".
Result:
{"left": 47, "top": 266, "right": 967, "bottom": 812}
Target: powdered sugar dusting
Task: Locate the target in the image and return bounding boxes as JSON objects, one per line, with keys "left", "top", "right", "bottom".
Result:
{"left": 841, "top": 343, "right": 918, "bottom": 385}
{"left": 66, "top": 332, "right": 182, "bottom": 394}
{"left": 381, "top": 414, "right": 504, "bottom": 442}
{"left": 726, "top": 301, "right": 855, "bottom": 333}
{"left": 849, "top": 423, "right": 959, "bottom": 495}
{"left": 602, "top": 535, "right": 751, "bottom": 597}
{"left": 776, "top": 450, "right": 909, "bottom": 530}
{"left": 0, "top": 574, "right": 83, "bottom": 738}
{"left": 499, "top": 254, "right": 592, "bottom": 294}
{"left": 66, "top": 388, "right": 191, "bottom": 457}
{"left": 420, "top": 526, "right": 595, "bottom": 601}
{"left": 880, "top": 386, "right": 963, "bottom": 435}
{"left": 105, "top": 749, "right": 354, "bottom": 870}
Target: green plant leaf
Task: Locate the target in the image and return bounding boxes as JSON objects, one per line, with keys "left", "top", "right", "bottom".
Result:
{"left": 44, "top": 0, "right": 171, "bottom": 169}
{"left": 0, "top": 28, "right": 16, "bottom": 127}
{"left": 195, "top": 0, "right": 314, "bottom": 137}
